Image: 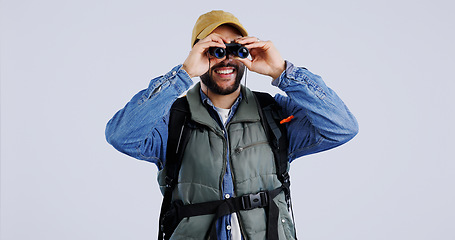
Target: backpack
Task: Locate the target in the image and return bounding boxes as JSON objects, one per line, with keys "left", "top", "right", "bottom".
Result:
{"left": 158, "top": 92, "right": 295, "bottom": 240}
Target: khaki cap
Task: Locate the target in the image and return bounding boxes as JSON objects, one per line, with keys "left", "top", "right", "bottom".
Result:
{"left": 191, "top": 10, "right": 248, "bottom": 47}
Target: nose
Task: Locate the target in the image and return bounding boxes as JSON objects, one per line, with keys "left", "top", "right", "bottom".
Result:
{"left": 219, "top": 56, "right": 236, "bottom": 65}
{"left": 225, "top": 51, "right": 238, "bottom": 60}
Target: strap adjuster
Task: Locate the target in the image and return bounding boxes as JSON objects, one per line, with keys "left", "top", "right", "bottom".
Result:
{"left": 165, "top": 176, "right": 174, "bottom": 188}
{"left": 281, "top": 172, "right": 290, "bottom": 183}
{"left": 241, "top": 192, "right": 268, "bottom": 210}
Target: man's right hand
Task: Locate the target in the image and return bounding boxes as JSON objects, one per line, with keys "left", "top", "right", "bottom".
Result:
{"left": 182, "top": 34, "right": 229, "bottom": 78}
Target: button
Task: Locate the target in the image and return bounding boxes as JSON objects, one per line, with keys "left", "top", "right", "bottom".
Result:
{"left": 225, "top": 194, "right": 230, "bottom": 199}
{"left": 281, "top": 219, "right": 286, "bottom": 223}
{"left": 226, "top": 225, "right": 232, "bottom": 230}
{"left": 172, "top": 71, "right": 177, "bottom": 75}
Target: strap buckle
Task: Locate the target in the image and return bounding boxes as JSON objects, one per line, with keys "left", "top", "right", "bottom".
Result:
{"left": 241, "top": 192, "right": 268, "bottom": 210}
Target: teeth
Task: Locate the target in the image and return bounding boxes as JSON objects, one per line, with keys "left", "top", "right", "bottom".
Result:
{"left": 216, "top": 69, "right": 234, "bottom": 74}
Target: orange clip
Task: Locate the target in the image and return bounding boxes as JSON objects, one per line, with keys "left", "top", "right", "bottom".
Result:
{"left": 280, "top": 115, "right": 294, "bottom": 124}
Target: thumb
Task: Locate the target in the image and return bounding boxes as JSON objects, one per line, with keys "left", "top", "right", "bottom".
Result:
{"left": 236, "top": 58, "right": 252, "bottom": 70}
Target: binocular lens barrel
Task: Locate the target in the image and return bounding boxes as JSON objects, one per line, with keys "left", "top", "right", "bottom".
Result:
{"left": 209, "top": 43, "right": 249, "bottom": 59}
{"left": 236, "top": 47, "right": 249, "bottom": 58}
{"left": 211, "top": 48, "right": 226, "bottom": 59}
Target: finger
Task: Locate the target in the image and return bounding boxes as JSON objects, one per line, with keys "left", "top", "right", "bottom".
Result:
{"left": 197, "top": 37, "right": 224, "bottom": 46}
{"left": 199, "top": 41, "right": 226, "bottom": 49}
{"left": 211, "top": 33, "right": 231, "bottom": 43}
{"left": 235, "top": 36, "right": 260, "bottom": 45}
{"left": 194, "top": 41, "right": 226, "bottom": 53}
{"left": 201, "top": 33, "right": 230, "bottom": 44}
{"left": 236, "top": 57, "right": 253, "bottom": 70}
{"left": 243, "top": 40, "right": 271, "bottom": 50}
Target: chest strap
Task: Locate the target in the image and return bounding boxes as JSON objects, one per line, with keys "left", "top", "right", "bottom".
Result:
{"left": 161, "top": 183, "right": 289, "bottom": 240}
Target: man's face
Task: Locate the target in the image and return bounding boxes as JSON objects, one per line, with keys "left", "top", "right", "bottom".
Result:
{"left": 200, "top": 25, "right": 246, "bottom": 95}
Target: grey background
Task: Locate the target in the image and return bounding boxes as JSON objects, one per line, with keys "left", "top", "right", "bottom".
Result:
{"left": 1, "top": 0, "right": 454, "bottom": 239}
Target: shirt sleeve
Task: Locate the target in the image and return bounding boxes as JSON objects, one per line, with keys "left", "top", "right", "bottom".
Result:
{"left": 105, "top": 65, "right": 193, "bottom": 169}
{"left": 273, "top": 61, "right": 359, "bottom": 162}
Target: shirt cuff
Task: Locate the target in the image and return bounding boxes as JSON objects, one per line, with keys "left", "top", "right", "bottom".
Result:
{"left": 165, "top": 64, "right": 194, "bottom": 93}
{"left": 272, "top": 60, "right": 297, "bottom": 87}
{"left": 143, "top": 65, "right": 193, "bottom": 102}
{"left": 177, "top": 65, "right": 193, "bottom": 82}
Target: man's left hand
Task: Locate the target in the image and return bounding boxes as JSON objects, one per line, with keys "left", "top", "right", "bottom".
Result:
{"left": 235, "top": 37, "right": 286, "bottom": 80}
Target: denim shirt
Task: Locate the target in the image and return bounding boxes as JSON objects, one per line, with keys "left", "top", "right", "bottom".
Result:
{"left": 105, "top": 61, "right": 359, "bottom": 239}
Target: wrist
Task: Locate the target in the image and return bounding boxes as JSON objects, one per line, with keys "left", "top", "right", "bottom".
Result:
{"left": 269, "top": 61, "right": 286, "bottom": 80}
{"left": 181, "top": 64, "right": 194, "bottom": 78}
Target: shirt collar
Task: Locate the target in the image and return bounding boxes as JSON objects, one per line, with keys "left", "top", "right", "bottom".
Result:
{"left": 199, "top": 88, "right": 243, "bottom": 111}
{"left": 199, "top": 88, "right": 243, "bottom": 126}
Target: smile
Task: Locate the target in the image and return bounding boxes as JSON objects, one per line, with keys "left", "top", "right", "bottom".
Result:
{"left": 215, "top": 69, "right": 235, "bottom": 74}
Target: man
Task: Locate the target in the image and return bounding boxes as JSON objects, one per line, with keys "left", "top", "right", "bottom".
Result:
{"left": 105, "top": 10, "right": 358, "bottom": 240}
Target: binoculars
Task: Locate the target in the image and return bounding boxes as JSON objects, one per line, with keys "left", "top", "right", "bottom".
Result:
{"left": 209, "top": 43, "right": 249, "bottom": 59}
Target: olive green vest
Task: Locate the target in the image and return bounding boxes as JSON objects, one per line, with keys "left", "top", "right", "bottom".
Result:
{"left": 158, "top": 83, "right": 296, "bottom": 239}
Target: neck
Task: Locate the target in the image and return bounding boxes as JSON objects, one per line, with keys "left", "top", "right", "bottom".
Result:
{"left": 201, "top": 84, "right": 241, "bottom": 109}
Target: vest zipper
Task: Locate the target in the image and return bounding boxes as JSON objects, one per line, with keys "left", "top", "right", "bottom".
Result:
{"left": 222, "top": 128, "right": 229, "bottom": 200}
{"left": 225, "top": 122, "right": 245, "bottom": 237}
{"left": 234, "top": 141, "right": 269, "bottom": 154}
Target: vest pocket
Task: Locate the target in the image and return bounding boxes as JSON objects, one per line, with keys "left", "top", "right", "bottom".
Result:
{"left": 234, "top": 141, "right": 269, "bottom": 154}
{"left": 276, "top": 193, "right": 296, "bottom": 240}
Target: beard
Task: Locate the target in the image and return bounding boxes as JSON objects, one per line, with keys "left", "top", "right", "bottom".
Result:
{"left": 200, "top": 61, "right": 245, "bottom": 95}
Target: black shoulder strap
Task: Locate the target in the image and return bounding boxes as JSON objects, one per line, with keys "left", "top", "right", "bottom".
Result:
{"left": 253, "top": 91, "right": 290, "bottom": 184}
{"left": 159, "top": 96, "right": 192, "bottom": 240}
{"left": 165, "top": 96, "right": 191, "bottom": 184}
{"left": 254, "top": 91, "right": 296, "bottom": 239}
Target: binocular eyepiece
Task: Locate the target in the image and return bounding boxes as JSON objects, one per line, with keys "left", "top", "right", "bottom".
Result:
{"left": 209, "top": 43, "right": 249, "bottom": 59}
